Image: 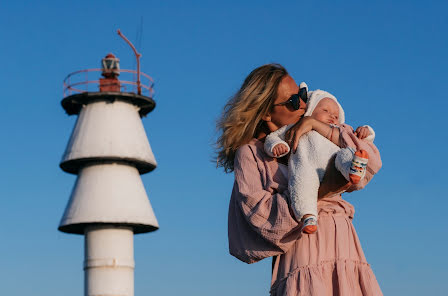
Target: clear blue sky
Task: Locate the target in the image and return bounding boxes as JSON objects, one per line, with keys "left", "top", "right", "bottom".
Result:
{"left": 1, "top": 1, "right": 447, "bottom": 295}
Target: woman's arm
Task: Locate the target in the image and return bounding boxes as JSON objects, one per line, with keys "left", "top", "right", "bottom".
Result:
{"left": 285, "top": 117, "right": 340, "bottom": 152}
{"left": 229, "top": 144, "right": 301, "bottom": 263}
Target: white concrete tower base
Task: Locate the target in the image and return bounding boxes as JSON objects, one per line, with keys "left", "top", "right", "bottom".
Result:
{"left": 84, "top": 226, "right": 134, "bottom": 296}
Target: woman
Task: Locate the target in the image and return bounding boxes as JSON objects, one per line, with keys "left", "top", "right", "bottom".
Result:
{"left": 216, "top": 64, "right": 382, "bottom": 295}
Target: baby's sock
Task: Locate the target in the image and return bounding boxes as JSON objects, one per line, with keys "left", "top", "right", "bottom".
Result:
{"left": 302, "top": 215, "right": 318, "bottom": 234}
{"left": 349, "top": 150, "right": 369, "bottom": 184}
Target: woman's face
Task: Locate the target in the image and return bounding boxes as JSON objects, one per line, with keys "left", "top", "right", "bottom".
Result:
{"left": 264, "top": 75, "right": 306, "bottom": 132}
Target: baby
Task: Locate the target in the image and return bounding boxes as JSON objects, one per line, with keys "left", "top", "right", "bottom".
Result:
{"left": 264, "top": 87, "right": 380, "bottom": 234}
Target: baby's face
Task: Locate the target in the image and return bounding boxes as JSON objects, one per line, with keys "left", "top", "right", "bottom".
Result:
{"left": 311, "top": 98, "right": 340, "bottom": 124}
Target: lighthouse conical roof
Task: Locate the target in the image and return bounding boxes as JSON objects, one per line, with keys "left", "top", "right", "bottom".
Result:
{"left": 61, "top": 100, "right": 157, "bottom": 174}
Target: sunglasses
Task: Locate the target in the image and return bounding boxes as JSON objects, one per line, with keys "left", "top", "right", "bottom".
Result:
{"left": 273, "top": 87, "right": 308, "bottom": 110}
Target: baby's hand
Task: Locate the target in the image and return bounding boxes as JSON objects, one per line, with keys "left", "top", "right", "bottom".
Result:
{"left": 354, "top": 126, "right": 370, "bottom": 139}
{"left": 272, "top": 143, "right": 289, "bottom": 157}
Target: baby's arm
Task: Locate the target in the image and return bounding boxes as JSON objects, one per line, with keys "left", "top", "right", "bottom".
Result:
{"left": 264, "top": 124, "right": 294, "bottom": 158}
{"left": 272, "top": 143, "right": 289, "bottom": 157}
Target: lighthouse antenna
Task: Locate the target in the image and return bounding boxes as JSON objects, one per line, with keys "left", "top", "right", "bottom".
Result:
{"left": 136, "top": 17, "right": 144, "bottom": 53}
{"left": 117, "top": 29, "right": 142, "bottom": 95}
{"left": 133, "top": 17, "right": 144, "bottom": 72}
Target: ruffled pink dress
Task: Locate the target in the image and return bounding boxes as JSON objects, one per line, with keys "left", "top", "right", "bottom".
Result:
{"left": 228, "top": 138, "right": 382, "bottom": 296}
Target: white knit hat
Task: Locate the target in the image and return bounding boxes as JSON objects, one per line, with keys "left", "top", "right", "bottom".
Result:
{"left": 303, "top": 89, "right": 345, "bottom": 124}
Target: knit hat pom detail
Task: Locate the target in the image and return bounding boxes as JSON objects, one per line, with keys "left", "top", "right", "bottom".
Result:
{"left": 299, "top": 82, "right": 308, "bottom": 92}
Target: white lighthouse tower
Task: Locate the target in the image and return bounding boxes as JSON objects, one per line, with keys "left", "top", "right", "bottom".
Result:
{"left": 59, "top": 30, "right": 158, "bottom": 296}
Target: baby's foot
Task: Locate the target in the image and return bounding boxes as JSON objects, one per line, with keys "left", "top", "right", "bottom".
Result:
{"left": 349, "top": 150, "right": 369, "bottom": 184}
{"left": 302, "top": 216, "right": 318, "bottom": 234}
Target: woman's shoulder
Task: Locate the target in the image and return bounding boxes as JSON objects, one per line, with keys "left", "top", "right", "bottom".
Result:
{"left": 236, "top": 139, "right": 265, "bottom": 161}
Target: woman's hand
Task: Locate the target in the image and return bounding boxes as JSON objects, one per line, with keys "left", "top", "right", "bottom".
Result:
{"left": 285, "top": 117, "right": 315, "bottom": 153}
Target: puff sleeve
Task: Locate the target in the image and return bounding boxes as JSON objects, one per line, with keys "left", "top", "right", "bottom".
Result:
{"left": 228, "top": 144, "right": 301, "bottom": 263}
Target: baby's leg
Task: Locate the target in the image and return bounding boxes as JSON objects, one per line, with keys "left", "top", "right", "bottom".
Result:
{"left": 335, "top": 147, "right": 355, "bottom": 181}
{"left": 335, "top": 148, "right": 369, "bottom": 184}
{"left": 302, "top": 214, "right": 318, "bottom": 234}
{"left": 349, "top": 150, "right": 369, "bottom": 184}
{"left": 291, "top": 189, "right": 318, "bottom": 234}
{"left": 290, "top": 192, "right": 318, "bottom": 234}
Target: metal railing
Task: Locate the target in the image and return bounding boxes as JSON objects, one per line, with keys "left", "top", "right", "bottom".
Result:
{"left": 63, "top": 68, "right": 154, "bottom": 98}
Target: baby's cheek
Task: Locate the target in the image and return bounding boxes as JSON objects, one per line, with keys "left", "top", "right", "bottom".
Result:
{"left": 312, "top": 112, "right": 325, "bottom": 122}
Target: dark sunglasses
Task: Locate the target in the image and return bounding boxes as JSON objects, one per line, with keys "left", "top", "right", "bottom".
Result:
{"left": 273, "top": 87, "right": 308, "bottom": 110}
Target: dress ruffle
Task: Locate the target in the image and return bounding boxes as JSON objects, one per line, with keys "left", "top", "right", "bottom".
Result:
{"left": 269, "top": 196, "right": 383, "bottom": 296}
{"left": 270, "top": 259, "right": 382, "bottom": 296}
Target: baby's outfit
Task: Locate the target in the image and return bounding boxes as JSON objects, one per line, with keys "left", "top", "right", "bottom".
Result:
{"left": 264, "top": 89, "right": 379, "bottom": 232}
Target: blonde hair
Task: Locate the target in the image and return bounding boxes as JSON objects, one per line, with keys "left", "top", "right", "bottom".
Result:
{"left": 216, "top": 64, "right": 288, "bottom": 172}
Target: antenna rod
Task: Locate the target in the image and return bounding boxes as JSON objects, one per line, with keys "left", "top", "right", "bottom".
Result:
{"left": 117, "top": 29, "right": 142, "bottom": 95}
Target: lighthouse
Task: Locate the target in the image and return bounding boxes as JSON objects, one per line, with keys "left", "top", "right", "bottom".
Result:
{"left": 59, "top": 31, "right": 158, "bottom": 296}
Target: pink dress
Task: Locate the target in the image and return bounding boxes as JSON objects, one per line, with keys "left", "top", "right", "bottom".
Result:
{"left": 228, "top": 138, "right": 383, "bottom": 296}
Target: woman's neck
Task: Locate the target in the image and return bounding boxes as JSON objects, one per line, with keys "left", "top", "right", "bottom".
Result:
{"left": 256, "top": 132, "right": 267, "bottom": 142}
{"left": 256, "top": 122, "right": 271, "bottom": 142}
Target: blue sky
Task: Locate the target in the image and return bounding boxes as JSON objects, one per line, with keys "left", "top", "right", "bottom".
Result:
{"left": 1, "top": 1, "right": 447, "bottom": 295}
